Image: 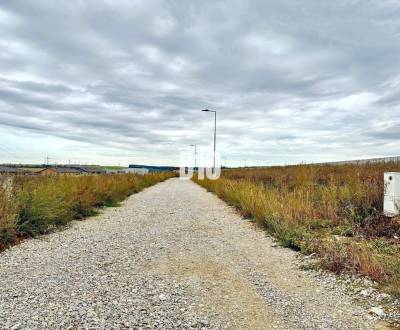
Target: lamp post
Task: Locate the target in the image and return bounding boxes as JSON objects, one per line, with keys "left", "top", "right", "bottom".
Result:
{"left": 189, "top": 144, "right": 197, "bottom": 169}
{"left": 201, "top": 109, "right": 217, "bottom": 171}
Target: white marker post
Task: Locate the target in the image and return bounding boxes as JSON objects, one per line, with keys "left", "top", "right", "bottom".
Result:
{"left": 384, "top": 172, "right": 400, "bottom": 216}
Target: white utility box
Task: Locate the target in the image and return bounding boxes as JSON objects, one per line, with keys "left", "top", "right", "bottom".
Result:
{"left": 384, "top": 172, "right": 400, "bottom": 216}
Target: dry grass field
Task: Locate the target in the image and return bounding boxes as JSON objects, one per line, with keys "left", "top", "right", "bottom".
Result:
{"left": 0, "top": 172, "right": 175, "bottom": 251}
{"left": 194, "top": 163, "right": 400, "bottom": 296}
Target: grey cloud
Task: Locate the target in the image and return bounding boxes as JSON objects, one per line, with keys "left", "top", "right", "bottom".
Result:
{"left": 375, "top": 88, "right": 400, "bottom": 106}
{"left": 0, "top": 0, "right": 400, "bottom": 165}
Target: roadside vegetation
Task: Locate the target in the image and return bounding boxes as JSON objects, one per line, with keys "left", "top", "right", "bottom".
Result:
{"left": 193, "top": 163, "right": 400, "bottom": 296}
{"left": 0, "top": 172, "right": 175, "bottom": 251}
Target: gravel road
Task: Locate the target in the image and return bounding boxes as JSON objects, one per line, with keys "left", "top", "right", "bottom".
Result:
{"left": 0, "top": 178, "right": 383, "bottom": 329}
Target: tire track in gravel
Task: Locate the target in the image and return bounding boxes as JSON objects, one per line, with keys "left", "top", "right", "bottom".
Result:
{"left": 0, "top": 178, "right": 383, "bottom": 329}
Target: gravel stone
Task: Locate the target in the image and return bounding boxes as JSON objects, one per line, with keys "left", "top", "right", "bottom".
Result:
{"left": 0, "top": 178, "right": 390, "bottom": 329}
{"left": 369, "top": 307, "right": 385, "bottom": 317}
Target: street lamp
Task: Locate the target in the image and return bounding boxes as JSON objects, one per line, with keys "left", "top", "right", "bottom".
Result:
{"left": 189, "top": 144, "right": 197, "bottom": 169}
{"left": 201, "top": 109, "right": 217, "bottom": 171}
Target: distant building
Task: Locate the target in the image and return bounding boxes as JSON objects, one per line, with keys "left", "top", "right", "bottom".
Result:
{"left": 105, "top": 168, "right": 149, "bottom": 175}
{"left": 128, "top": 164, "right": 177, "bottom": 173}
{"left": 75, "top": 167, "right": 106, "bottom": 174}
{"left": 39, "top": 167, "right": 84, "bottom": 175}
{"left": 39, "top": 166, "right": 110, "bottom": 175}
{"left": 0, "top": 166, "right": 18, "bottom": 174}
{"left": 123, "top": 167, "right": 149, "bottom": 175}
{"left": 105, "top": 169, "right": 126, "bottom": 174}
{"left": 21, "top": 168, "right": 44, "bottom": 175}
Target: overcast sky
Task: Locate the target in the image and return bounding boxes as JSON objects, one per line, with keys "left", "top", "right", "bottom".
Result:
{"left": 0, "top": 0, "right": 400, "bottom": 166}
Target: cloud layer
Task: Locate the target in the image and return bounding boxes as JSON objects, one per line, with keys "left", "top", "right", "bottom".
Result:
{"left": 1, "top": 0, "right": 400, "bottom": 166}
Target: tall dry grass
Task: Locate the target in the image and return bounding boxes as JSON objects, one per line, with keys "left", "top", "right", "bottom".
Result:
{"left": 194, "top": 163, "right": 400, "bottom": 296}
{"left": 0, "top": 172, "right": 175, "bottom": 249}
{"left": 0, "top": 177, "right": 18, "bottom": 246}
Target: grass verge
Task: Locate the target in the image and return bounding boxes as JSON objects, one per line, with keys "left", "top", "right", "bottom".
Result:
{"left": 0, "top": 172, "right": 175, "bottom": 251}
{"left": 193, "top": 163, "right": 400, "bottom": 297}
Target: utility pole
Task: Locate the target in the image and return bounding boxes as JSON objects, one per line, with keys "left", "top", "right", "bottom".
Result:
{"left": 190, "top": 144, "right": 197, "bottom": 169}
{"left": 201, "top": 109, "right": 217, "bottom": 172}
{"left": 45, "top": 155, "right": 51, "bottom": 167}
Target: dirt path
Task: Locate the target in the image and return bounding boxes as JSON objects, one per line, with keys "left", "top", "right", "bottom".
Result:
{"left": 0, "top": 178, "right": 382, "bottom": 329}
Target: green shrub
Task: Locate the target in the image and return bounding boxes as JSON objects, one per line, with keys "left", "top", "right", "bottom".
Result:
{"left": 16, "top": 178, "right": 73, "bottom": 236}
